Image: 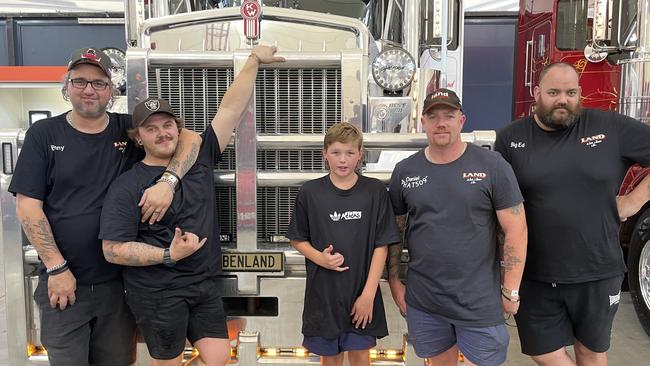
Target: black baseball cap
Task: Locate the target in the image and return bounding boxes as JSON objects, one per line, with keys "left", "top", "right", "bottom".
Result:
{"left": 422, "top": 88, "right": 463, "bottom": 114}
{"left": 67, "top": 47, "right": 112, "bottom": 77}
{"left": 132, "top": 98, "right": 178, "bottom": 128}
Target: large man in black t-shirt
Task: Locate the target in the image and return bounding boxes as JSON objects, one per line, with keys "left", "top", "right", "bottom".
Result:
{"left": 99, "top": 46, "right": 284, "bottom": 365}
{"left": 9, "top": 47, "right": 201, "bottom": 366}
{"left": 495, "top": 62, "right": 650, "bottom": 366}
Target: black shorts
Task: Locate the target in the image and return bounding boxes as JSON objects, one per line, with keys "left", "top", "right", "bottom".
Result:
{"left": 126, "top": 277, "right": 228, "bottom": 360}
{"left": 34, "top": 277, "right": 136, "bottom": 366}
{"left": 514, "top": 275, "right": 623, "bottom": 356}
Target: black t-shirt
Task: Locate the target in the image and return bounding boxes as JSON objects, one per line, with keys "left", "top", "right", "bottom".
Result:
{"left": 389, "top": 144, "right": 523, "bottom": 327}
{"left": 495, "top": 109, "right": 650, "bottom": 283}
{"left": 99, "top": 126, "right": 222, "bottom": 293}
{"left": 286, "top": 175, "right": 400, "bottom": 339}
{"left": 8, "top": 112, "right": 142, "bottom": 285}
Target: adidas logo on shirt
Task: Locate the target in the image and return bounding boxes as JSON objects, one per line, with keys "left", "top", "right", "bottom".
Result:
{"left": 329, "top": 211, "right": 362, "bottom": 222}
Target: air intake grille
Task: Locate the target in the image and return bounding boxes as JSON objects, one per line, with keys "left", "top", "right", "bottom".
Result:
{"left": 148, "top": 66, "right": 341, "bottom": 134}
{"left": 216, "top": 186, "right": 300, "bottom": 243}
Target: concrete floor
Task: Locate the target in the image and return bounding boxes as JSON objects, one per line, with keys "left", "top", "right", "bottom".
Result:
{"left": 2, "top": 253, "right": 649, "bottom": 366}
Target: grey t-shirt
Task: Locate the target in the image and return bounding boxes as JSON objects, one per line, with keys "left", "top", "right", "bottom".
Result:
{"left": 389, "top": 144, "right": 523, "bottom": 327}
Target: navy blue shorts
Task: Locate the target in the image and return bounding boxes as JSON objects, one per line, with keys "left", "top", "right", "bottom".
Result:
{"left": 406, "top": 305, "right": 509, "bottom": 366}
{"left": 303, "top": 332, "right": 376, "bottom": 356}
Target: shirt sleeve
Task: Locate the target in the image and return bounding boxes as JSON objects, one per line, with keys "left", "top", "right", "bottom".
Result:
{"left": 494, "top": 128, "right": 510, "bottom": 162}
{"left": 8, "top": 126, "right": 49, "bottom": 200}
{"left": 388, "top": 165, "right": 408, "bottom": 216}
{"left": 615, "top": 112, "right": 650, "bottom": 167}
{"left": 99, "top": 179, "right": 140, "bottom": 242}
{"left": 200, "top": 125, "right": 223, "bottom": 167}
{"left": 491, "top": 155, "right": 524, "bottom": 211}
{"left": 373, "top": 185, "right": 401, "bottom": 247}
{"left": 285, "top": 187, "right": 311, "bottom": 242}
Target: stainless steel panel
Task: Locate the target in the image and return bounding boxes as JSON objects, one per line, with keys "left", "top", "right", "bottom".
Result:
{"left": 126, "top": 48, "right": 151, "bottom": 112}
{"left": 619, "top": 58, "right": 650, "bottom": 124}
{"left": 139, "top": 7, "right": 369, "bottom": 53}
{"left": 0, "top": 130, "right": 32, "bottom": 366}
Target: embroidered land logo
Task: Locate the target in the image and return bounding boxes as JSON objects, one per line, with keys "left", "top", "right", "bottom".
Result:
{"left": 114, "top": 141, "right": 128, "bottom": 152}
{"left": 580, "top": 133, "right": 606, "bottom": 148}
{"left": 463, "top": 172, "right": 486, "bottom": 184}
{"left": 329, "top": 211, "right": 362, "bottom": 222}
{"left": 401, "top": 175, "right": 428, "bottom": 189}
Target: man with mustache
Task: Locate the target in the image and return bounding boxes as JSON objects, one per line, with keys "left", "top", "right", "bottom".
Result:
{"left": 388, "top": 89, "right": 527, "bottom": 366}
{"left": 98, "top": 45, "right": 284, "bottom": 365}
{"left": 495, "top": 62, "right": 650, "bottom": 366}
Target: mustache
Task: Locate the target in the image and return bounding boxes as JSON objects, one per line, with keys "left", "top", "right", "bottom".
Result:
{"left": 155, "top": 135, "right": 173, "bottom": 144}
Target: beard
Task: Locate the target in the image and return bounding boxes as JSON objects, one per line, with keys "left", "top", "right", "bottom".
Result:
{"left": 535, "top": 102, "right": 581, "bottom": 130}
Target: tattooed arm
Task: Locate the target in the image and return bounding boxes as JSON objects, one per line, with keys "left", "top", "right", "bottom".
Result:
{"left": 16, "top": 194, "right": 76, "bottom": 310}
{"left": 103, "top": 228, "right": 206, "bottom": 266}
{"left": 387, "top": 214, "right": 408, "bottom": 315}
{"left": 139, "top": 128, "right": 202, "bottom": 223}
{"left": 496, "top": 203, "right": 528, "bottom": 314}
{"left": 616, "top": 173, "right": 650, "bottom": 222}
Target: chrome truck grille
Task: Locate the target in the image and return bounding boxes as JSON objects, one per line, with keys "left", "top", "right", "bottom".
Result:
{"left": 147, "top": 67, "right": 341, "bottom": 134}
{"left": 148, "top": 66, "right": 341, "bottom": 243}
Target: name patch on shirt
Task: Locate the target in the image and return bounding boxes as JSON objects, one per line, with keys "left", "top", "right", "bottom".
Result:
{"left": 580, "top": 133, "right": 606, "bottom": 148}
{"left": 401, "top": 175, "right": 428, "bottom": 189}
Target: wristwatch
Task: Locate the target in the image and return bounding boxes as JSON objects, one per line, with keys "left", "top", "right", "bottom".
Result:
{"left": 163, "top": 248, "right": 176, "bottom": 267}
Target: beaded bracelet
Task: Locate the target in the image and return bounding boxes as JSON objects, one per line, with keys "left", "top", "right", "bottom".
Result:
{"left": 48, "top": 264, "right": 69, "bottom": 276}
{"left": 46, "top": 260, "right": 67, "bottom": 274}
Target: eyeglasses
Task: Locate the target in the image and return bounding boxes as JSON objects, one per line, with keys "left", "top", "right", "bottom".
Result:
{"left": 69, "top": 78, "right": 110, "bottom": 91}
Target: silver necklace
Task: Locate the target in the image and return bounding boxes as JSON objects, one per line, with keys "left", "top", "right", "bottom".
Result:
{"left": 66, "top": 112, "right": 109, "bottom": 131}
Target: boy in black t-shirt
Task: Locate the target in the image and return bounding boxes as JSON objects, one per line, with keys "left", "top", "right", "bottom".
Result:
{"left": 286, "top": 123, "right": 401, "bottom": 366}
{"left": 99, "top": 46, "right": 284, "bottom": 365}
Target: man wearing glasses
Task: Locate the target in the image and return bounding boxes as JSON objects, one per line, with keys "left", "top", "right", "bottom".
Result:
{"left": 9, "top": 47, "right": 201, "bottom": 366}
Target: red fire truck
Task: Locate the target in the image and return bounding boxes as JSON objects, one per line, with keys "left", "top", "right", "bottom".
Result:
{"left": 514, "top": 0, "right": 650, "bottom": 336}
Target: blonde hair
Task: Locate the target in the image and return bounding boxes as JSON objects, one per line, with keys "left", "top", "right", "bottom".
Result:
{"left": 323, "top": 122, "right": 363, "bottom": 150}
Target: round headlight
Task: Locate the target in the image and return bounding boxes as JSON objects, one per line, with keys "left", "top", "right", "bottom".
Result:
{"left": 371, "top": 48, "right": 416, "bottom": 92}
{"left": 101, "top": 47, "right": 127, "bottom": 93}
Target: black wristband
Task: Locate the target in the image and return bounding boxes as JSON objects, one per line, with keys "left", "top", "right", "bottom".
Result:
{"left": 48, "top": 265, "right": 69, "bottom": 276}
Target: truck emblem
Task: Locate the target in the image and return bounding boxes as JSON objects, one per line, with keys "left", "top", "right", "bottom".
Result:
{"left": 241, "top": 0, "right": 262, "bottom": 44}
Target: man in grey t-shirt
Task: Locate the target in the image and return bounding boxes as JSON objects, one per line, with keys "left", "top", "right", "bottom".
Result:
{"left": 387, "top": 89, "right": 528, "bottom": 366}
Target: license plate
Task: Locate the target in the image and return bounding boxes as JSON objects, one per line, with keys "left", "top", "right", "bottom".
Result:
{"left": 222, "top": 252, "right": 284, "bottom": 272}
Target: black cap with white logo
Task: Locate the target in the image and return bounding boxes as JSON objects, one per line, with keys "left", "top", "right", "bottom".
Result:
{"left": 422, "top": 88, "right": 463, "bottom": 114}
{"left": 132, "top": 98, "right": 178, "bottom": 128}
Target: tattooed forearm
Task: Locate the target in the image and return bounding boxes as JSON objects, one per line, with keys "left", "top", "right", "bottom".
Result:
{"left": 167, "top": 132, "right": 201, "bottom": 178}
{"left": 180, "top": 140, "right": 200, "bottom": 176}
{"left": 20, "top": 216, "right": 60, "bottom": 263}
{"left": 502, "top": 242, "right": 523, "bottom": 273}
{"left": 387, "top": 215, "right": 407, "bottom": 281}
{"left": 102, "top": 240, "right": 163, "bottom": 266}
{"left": 387, "top": 243, "right": 403, "bottom": 280}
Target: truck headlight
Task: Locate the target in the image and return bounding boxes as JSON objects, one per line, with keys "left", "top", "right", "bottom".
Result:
{"left": 371, "top": 48, "right": 416, "bottom": 92}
